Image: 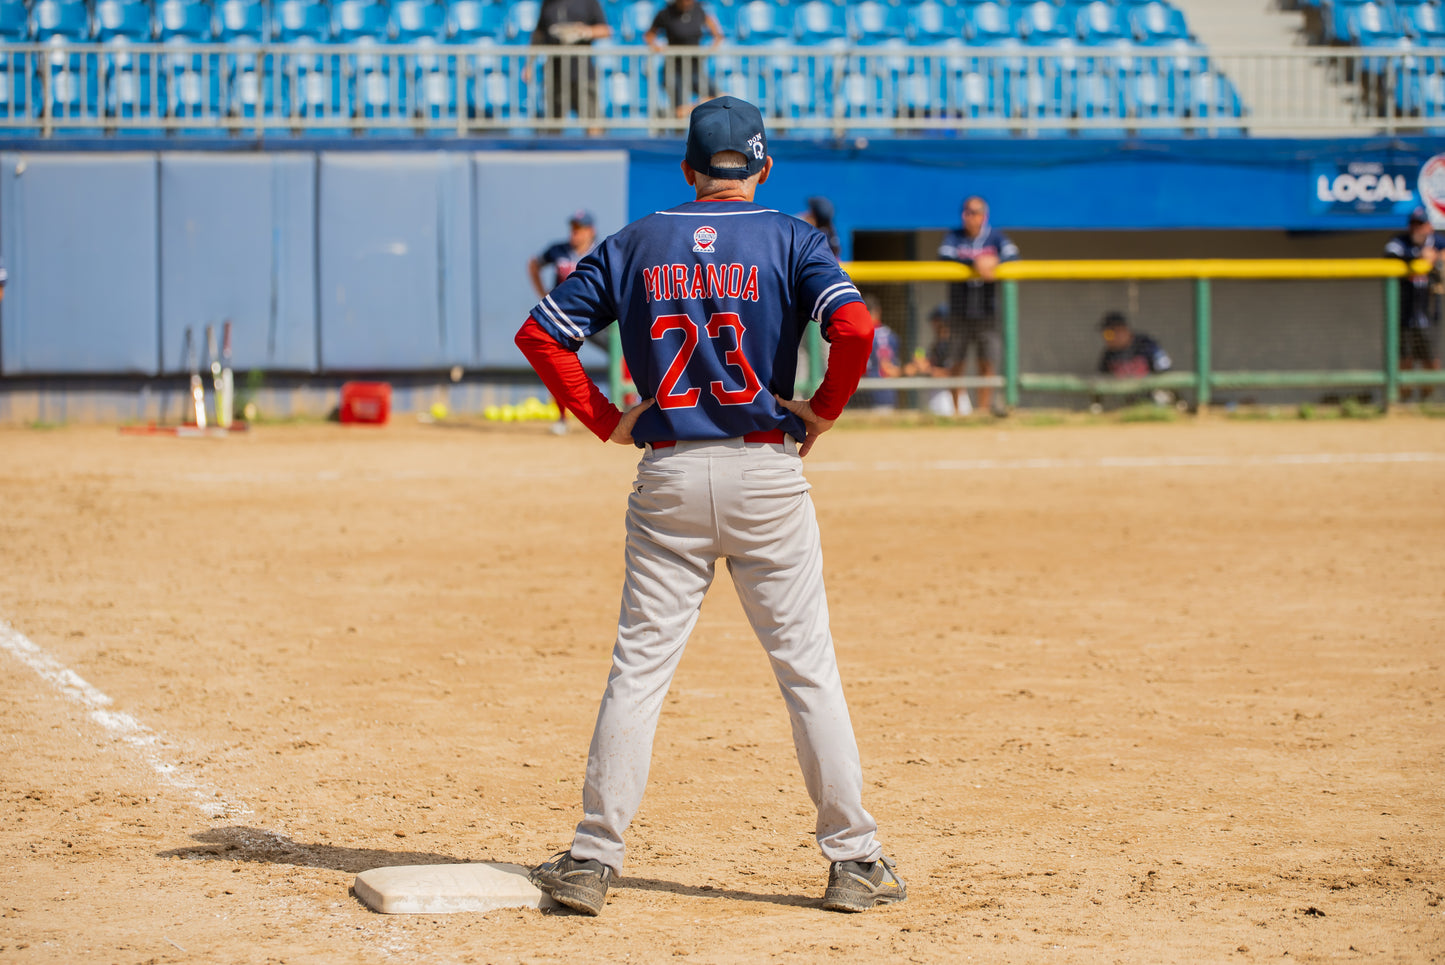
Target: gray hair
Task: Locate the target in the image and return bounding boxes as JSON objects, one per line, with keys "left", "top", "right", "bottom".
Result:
{"left": 693, "top": 150, "right": 763, "bottom": 193}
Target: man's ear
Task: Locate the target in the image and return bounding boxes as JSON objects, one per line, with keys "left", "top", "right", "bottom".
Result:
{"left": 681, "top": 160, "right": 698, "bottom": 186}
{"left": 757, "top": 156, "right": 773, "bottom": 186}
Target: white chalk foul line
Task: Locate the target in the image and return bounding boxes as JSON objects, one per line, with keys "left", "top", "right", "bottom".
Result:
{"left": 806, "top": 451, "right": 1445, "bottom": 473}
{"left": 0, "top": 619, "right": 248, "bottom": 819}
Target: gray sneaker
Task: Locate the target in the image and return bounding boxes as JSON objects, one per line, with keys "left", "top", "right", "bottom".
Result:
{"left": 821, "top": 855, "right": 907, "bottom": 912}
{"left": 529, "top": 851, "right": 612, "bottom": 916}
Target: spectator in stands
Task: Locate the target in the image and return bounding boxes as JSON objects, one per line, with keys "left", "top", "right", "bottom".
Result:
{"left": 937, "top": 196, "right": 1019, "bottom": 415}
{"left": 532, "top": 0, "right": 612, "bottom": 133}
{"left": 529, "top": 210, "right": 601, "bottom": 433}
{"left": 799, "top": 196, "right": 842, "bottom": 260}
{"left": 1385, "top": 206, "right": 1444, "bottom": 400}
{"left": 644, "top": 0, "right": 724, "bottom": 117}
{"left": 862, "top": 294, "right": 901, "bottom": 409}
{"left": 1094, "top": 311, "right": 1174, "bottom": 411}
{"left": 904, "top": 304, "right": 972, "bottom": 417}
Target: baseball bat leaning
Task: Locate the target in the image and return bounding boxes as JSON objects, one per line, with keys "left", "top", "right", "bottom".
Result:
{"left": 186, "top": 326, "right": 207, "bottom": 429}
{"left": 206, "top": 324, "right": 222, "bottom": 427}
{"left": 219, "top": 321, "right": 234, "bottom": 429}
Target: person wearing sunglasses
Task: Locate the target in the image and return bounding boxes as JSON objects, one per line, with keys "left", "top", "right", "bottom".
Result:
{"left": 936, "top": 196, "right": 1019, "bottom": 415}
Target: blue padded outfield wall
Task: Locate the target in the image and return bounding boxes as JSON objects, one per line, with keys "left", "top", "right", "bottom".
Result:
{"left": 0, "top": 149, "right": 628, "bottom": 376}
{"left": 160, "top": 154, "right": 318, "bottom": 374}
{"left": 4, "top": 136, "right": 1445, "bottom": 376}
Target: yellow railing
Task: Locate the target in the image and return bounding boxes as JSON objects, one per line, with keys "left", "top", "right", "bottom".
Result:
{"left": 842, "top": 259, "right": 1432, "bottom": 283}
{"left": 838, "top": 258, "right": 1443, "bottom": 411}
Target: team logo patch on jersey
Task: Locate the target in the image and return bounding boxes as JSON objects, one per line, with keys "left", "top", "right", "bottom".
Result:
{"left": 693, "top": 226, "right": 718, "bottom": 253}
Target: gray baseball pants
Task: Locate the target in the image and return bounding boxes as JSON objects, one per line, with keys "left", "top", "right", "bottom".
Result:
{"left": 568, "top": 435, "right": 883, "bottom": 874}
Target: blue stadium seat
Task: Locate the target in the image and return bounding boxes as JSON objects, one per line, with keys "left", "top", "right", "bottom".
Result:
{"left": 333, "top": 0, "right": 389, "bottom": 43}
{"left": 709, "top": 1, "right": 737, "bottom": 40}
{"left": 103, "top": 41, "right": 159, "bottom": 131}
{"left": 1012, "top": 61, "right": 1072, "bottom": 133}
{"left": 1401, "top": 71, "right": 1445, "bottom": 123}
{"left": 1402, "top": 2, "right": 1445, "bottom": 43}
{"left": 0, "top": 0, "right": 27, "bottom": 41}
{"left": 1077, "top": 2, "right": 1131, "bottom": 45}
{"left": 214, "top": 0, "right": 270, "bottom": 122}
{"left": 850, "top": 1, "right": 906, "bottom": 45}
{"left": 951, "top": 67, "right": 1006, "bottom": 126}
{"left": 154, "top": 1, "right": 219, "bottom": 130}
{"left": 1186, "top": 70, "right": 1246, "bottom": 134}
{"left": 468, "top": 61, "right": 529, "bottom": 121}
{"left": 216, "top": 0, "right": 265, "bottom": 42}
{"left": 965, "top": 2, "right": 1015, "bottom": 46}
{"left": 1130, "top": 2, "right": 1190, "bottom": 44}
{"left": 1072, "top": 71, "right": 1127, "bottom": 136}
{"left": 598, "top": 64, "right": 645, "bottom": 129}
{"left": 502, "top": 0, "right": 540, "bottom": 42}
{"left": 393, "top": 0, "right": 448, "bottom": 43}
{"left": 0, "top": 45, "right": 28, "bottom": 130}
{"left": 34, "top": 44, "right": 102, "bottom": 128}
{"left": 273, "top": 0, "right": 330, "bottom": 42}
{"left": 158, "top": 44, "right": 223, "bottom": 129}
{"left": 412, "top": 65, "right": 459, "bottom": 124}
{"left": 1346, "top": 2, "right": 1406, "bottom": 46}
{"left": 906, "top": 1, "right": 963, "bottom": 45}
{"left": 157, "top": 0, "right": 212, "bottom": 42}
{"left": 1123, "top": 67, "right": 1184, "bottom": 135}
{"left": 278, "top": 43, "right": 346, "bottom": 123}
{"left": 615, "top": 0, "right": 657, "bottom": 45}
{"left": 735, "top": 1, "right": 790, "bottom": 43}
{"left": 32, "top": 0, "right": 90, "bottom": 42}
{"left": 95, "top": 0, "right": 150, "bottom": 43}
{"left": 448, "top": 0, "right": 506, "bottom": 43}
{"left": 793, "top": 0, "right": 847, "bottom": 45}
{"left": 1013, "top": 1, "right": 1076, "bottom": 44}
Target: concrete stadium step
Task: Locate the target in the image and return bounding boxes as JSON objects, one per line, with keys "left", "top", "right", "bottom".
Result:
{"left": 1172, "top": 0, "right": 1359, "bottom": 134}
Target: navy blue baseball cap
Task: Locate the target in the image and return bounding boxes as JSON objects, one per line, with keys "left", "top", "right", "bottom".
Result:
{"left": 685, "top": 96, "right": 768, "bottom": 180}
{"left": 1409, "top": 205, "right": 1429, "bottom": 224}
{"left": 569, "top": 209, "right": 595, "bottom": 227}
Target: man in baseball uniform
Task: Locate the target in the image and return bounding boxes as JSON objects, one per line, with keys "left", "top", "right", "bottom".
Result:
{"left": 937, "top": 195, "right": 1019, "bottom": 415}
{"left": 515, "top": 95, "right": 905, "bottom": 917}
{"left": 1385, "top": 206, "right": 1444, "bottom": 399}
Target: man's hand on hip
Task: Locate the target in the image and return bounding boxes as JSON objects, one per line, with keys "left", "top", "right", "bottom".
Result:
{"left": 610, "top": 398, "right": 655, "bottom": 446}
{"left": 774, "top": 394, "right": 835, "bottom": 458}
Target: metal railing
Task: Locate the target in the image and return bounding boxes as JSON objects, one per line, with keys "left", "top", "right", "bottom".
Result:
{"left": 1, "top": 42, "right": 1444, "bottom": 138}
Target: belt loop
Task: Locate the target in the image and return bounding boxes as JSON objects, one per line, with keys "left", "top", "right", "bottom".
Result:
{"left": 784, "top": 436, "right": 798, "bottom": 456}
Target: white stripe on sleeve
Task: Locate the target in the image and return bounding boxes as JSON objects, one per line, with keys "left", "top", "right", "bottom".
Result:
{"left": 812, "top": 281, "right": 859, "bottom": 322}
{"left": 539, "top": 296, "right": 587, "bottom": 342}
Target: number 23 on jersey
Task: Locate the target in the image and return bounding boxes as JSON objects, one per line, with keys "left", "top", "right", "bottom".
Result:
{"left": 651, "top": 311, "right": 765, "bottom": 409}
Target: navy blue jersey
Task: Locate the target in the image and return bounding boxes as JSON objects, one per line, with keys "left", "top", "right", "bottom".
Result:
{"left": 1099, "top": 333, "right": 1171, "bottom": 378}
{"left": 537, "top": 240, "right": 593, "bottom": 290}
{"left": 1384, "top": 231, "right": 1441, "bottom": 330}
{"left": 531, "top": 199, "right": 862, "bottom": 444}
{"left": 938, "top": 224, "right": 1019, "bottom": 321}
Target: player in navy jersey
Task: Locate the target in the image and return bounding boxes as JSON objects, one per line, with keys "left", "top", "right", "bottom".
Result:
{"left": 529, "top": 209, "right": 598, "bottom": 299}
{"left": 517, "top": 96, "right": 905, "bottom": 917}
{"left": 937, "top": 195, "right": 1019, "bottom": 414}
{"left": 529, "top": 210, "right": 601, "bottom": 433}
{"left": 1098, "top": 312, "right": 1171, "bottom": 379}
{"left": 1385, "top": 207, "right": 1444, "bottom": 399}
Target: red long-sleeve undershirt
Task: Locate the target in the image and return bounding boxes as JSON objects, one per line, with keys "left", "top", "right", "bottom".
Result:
{"left": 513, "top": 299, "right": 875, "bottom": 441}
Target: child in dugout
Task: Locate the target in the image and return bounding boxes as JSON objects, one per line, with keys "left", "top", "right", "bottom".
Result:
{"left": 1094, "top": 311, "right": 1174, "bottom": 411}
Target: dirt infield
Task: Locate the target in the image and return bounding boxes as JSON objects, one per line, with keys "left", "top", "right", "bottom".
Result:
{"left": 1, "top": 416, "right": 1442, "bottom": 964}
